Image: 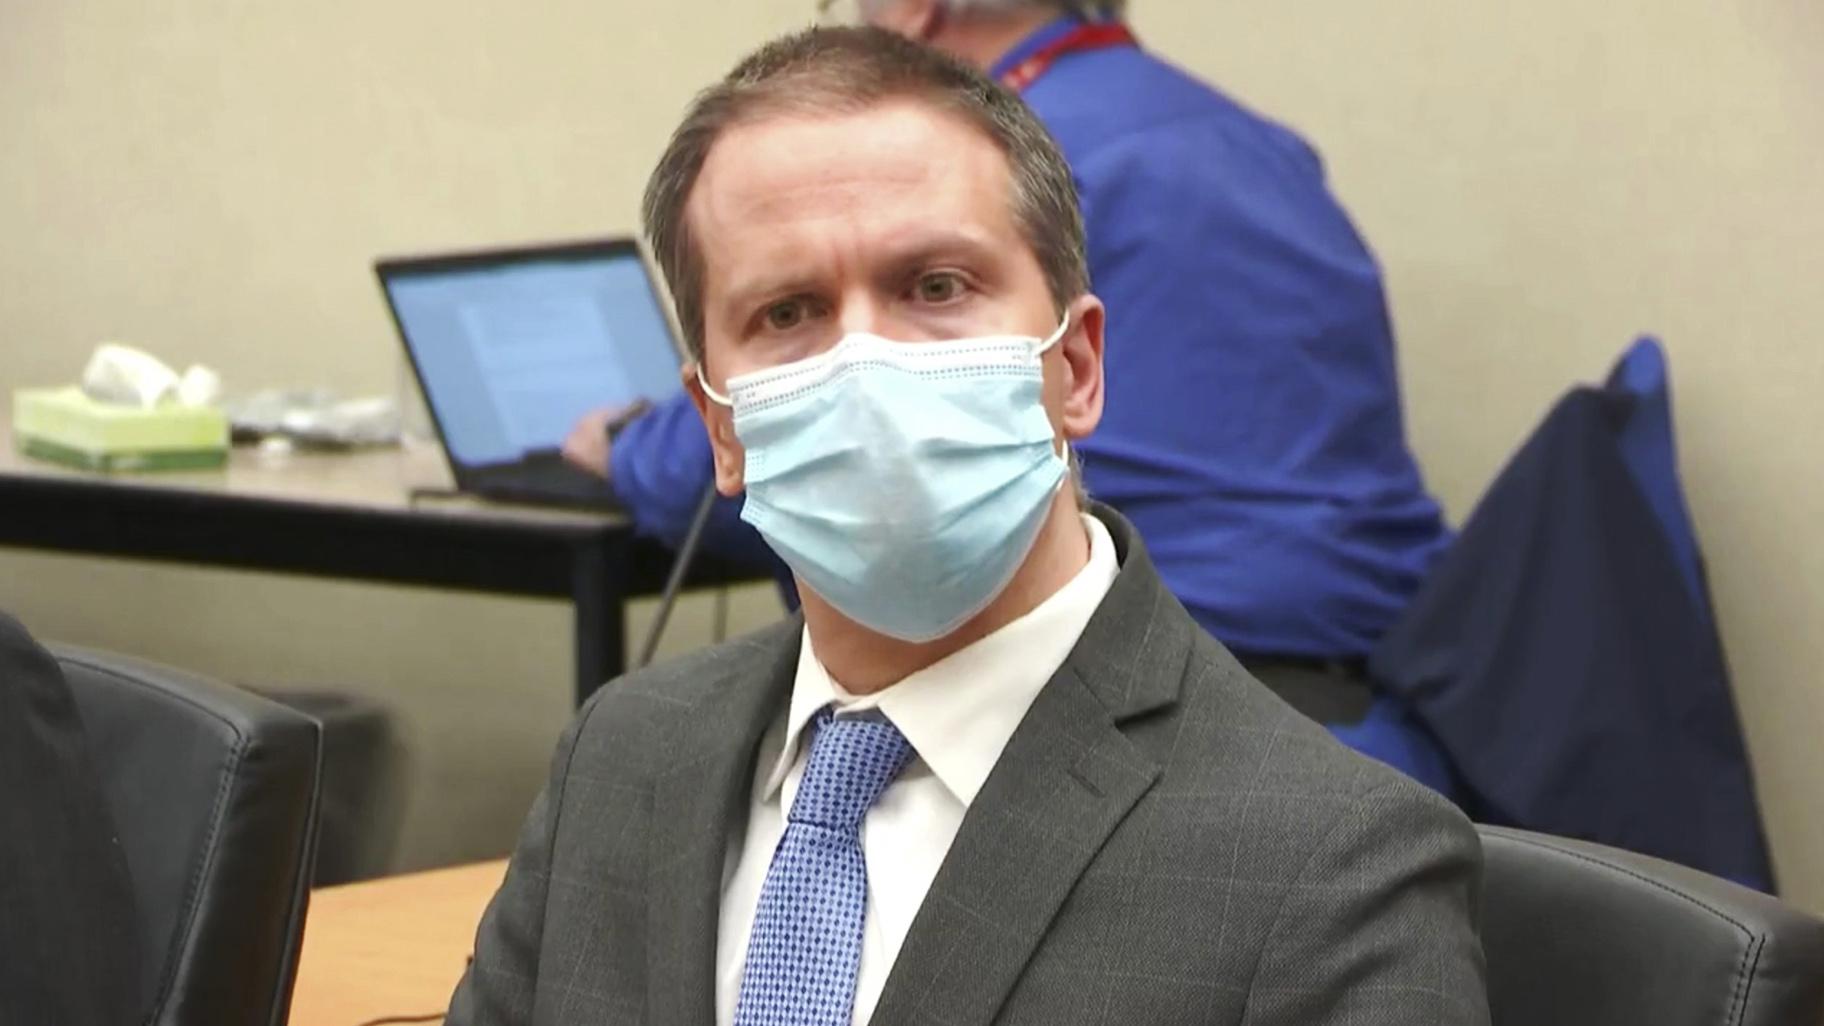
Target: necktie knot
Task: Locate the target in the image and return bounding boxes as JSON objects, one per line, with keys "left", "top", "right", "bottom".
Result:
{"left": 788, "top": 707, "right": 913, "bottom": 832}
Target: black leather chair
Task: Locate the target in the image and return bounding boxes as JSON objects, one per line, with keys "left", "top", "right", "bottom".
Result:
{"left": 53, "top": 644, "right": 323, "bottom": 1026}
{"left": 1480, "top": 825, "right": 1824, "bottom": 1026}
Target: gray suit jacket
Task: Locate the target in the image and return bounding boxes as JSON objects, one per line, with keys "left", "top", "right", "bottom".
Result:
{"left": 448, "top": 508, "right": 1489, "bottom": 1025}
{"left": 0, "top": 613, "right": 143, "bottom": 1026}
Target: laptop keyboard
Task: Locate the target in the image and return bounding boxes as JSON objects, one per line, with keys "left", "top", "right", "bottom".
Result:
{"left": 471, "top": 456, "right": 620, "bottom": 509}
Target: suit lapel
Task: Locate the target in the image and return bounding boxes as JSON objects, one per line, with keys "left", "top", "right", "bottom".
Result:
{"left": 871, "top": 508, "right": 1194, "bottom": 1026}
{"left": 646, "top": 624, "right": 800, "bottom": 1026}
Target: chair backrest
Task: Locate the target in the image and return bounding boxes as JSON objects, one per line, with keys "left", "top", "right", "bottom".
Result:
{"left": 1480, "top": 826, "right": 1824, "bottom": 1026}
{"left": 53, "top": 645, "right": 323, "bottom": 1026}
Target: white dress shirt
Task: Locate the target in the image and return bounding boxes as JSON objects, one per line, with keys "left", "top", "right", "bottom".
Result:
{"left": 715, "top": 514, "right": 1120, "bottom": 1026}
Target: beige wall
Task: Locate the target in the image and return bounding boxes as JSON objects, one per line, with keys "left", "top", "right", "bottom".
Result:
{"left": 3, "top": 2, "right": 1820, "bottom": 902}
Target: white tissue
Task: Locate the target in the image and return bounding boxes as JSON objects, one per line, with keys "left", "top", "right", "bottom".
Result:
{"left": 80, "top": 343, "right": 221, "bottom": 408}
{"left": 176, "top": 364, "right": 223, "bottom": 408}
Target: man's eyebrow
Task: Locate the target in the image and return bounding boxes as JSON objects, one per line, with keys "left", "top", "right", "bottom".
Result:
{"left": 712, "top": 226, "right": 1004, "bottom": 321}
{"left": 873, "top": 228, "right": 999, "bottom": 270}
{"left": 719, "top": 273, "right": 823, "bottom": 317}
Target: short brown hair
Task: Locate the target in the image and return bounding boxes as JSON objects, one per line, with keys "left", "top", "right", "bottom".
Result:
{"left": 641, "top": 27, "right": 1089, "bottom": 362}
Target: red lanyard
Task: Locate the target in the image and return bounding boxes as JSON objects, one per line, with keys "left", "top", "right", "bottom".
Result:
{"left": 997, "top": 22, "right": 1138, "bottom": 92}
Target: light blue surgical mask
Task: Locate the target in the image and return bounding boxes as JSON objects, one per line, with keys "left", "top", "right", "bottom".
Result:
{"left": 700, "top": 317, "right": 1070, "bottom": 641}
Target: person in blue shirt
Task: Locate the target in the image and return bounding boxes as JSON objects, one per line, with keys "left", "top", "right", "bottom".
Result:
{"left": 565, "top": 0, "right": 1454, "bottom": 776}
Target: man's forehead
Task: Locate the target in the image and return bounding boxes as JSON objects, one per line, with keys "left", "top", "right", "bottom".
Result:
{"left": 686, "top": 98, "right": 1017, "bottom": 248}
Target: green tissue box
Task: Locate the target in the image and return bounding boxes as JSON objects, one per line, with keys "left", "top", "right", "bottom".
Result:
{"left": 12, "top": 386, "right": 228, "bottom": 472}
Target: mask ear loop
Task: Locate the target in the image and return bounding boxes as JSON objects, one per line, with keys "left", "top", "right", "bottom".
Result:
{"left": 1033, "top": 311, "right": 1072, "bottom": 356}
{"left": 697, "top": 363, "right": 734, "bottom": 408}
{"left": 1033, "top": 312, "right": 1074, "bottom": 465}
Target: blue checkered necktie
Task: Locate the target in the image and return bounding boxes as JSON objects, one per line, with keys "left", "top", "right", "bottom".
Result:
{"left": 733, "top": 707, "right": 915, "bottom": 1026}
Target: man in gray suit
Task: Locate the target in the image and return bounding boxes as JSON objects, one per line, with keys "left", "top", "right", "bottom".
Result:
{"left": 449, "top": 27, "right": 1487, "bottom": 1026}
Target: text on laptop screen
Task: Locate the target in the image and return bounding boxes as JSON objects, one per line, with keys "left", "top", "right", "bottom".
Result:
{"left": 387, "top": 253, "right": 681, "bottom": 467}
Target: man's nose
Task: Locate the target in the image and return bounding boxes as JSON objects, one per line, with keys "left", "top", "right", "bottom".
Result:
{"left": 834, "top": 290, "right": 894, "bottom": 340}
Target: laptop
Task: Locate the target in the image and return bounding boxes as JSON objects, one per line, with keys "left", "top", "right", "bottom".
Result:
{"left": 376, "top": 238, "right": 684, "bottom": 510}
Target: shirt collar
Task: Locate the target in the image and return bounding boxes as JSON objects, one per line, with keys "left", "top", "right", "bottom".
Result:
{"left": 987, "top": 12, "right": 1090, "bottom": 84}
{"left": 764, "top": 513, "right": 1121, "bottom": 808}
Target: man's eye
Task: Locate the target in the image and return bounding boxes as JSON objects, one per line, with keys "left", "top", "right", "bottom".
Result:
{"left": 914, "top": 272, "right": 967, "bottom": 305}
{"left": 764, "top": 299, "right": 808, "bottom": 331}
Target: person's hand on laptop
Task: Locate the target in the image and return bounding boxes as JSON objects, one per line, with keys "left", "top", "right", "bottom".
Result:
{"left": 561, "top": 401, "right": 651, "bottom": 479}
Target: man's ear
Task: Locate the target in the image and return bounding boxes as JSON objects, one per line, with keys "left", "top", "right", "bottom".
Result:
{"left": 871, "top": 0, "right": 945, "bottom": 41}
{"left": 683, "top": 361, "right": 747, "bottom": 497}
{"left": 913, "top": 0, "right": 946, "bottom": 41}
{"left": 1057, "top": 294, "right": 1106, "bottom": 443}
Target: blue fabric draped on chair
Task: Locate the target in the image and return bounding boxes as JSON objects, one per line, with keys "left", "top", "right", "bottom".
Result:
{"left": 1369, "top": 337, "right": 1774, "bottom": 891}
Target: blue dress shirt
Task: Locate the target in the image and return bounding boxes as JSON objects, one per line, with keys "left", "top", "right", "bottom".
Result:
{"left": 611, "top": 16, "right": 1450, "bottom": 660}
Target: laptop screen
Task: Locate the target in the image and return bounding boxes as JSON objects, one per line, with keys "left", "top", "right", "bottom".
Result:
{"left": 381, "top": 242, "right": 682, "bottom": 469}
